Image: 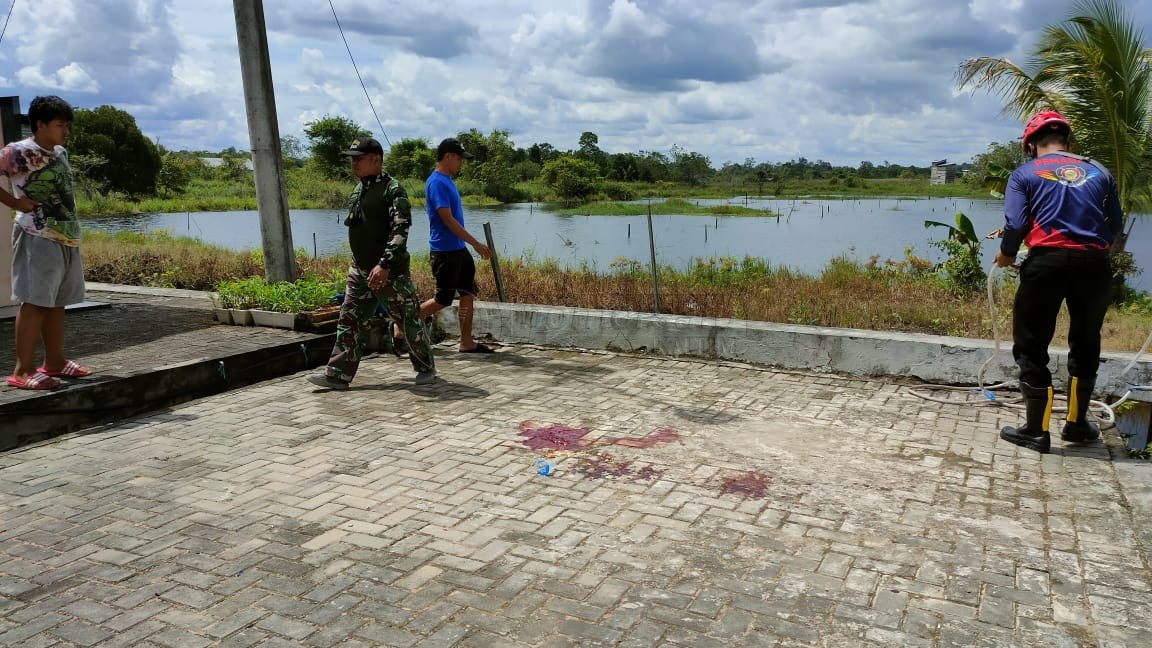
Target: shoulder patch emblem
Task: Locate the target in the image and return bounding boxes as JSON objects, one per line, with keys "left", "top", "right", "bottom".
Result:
{"left": 1035, "top": 164, "right": 1093, "bottom": 188}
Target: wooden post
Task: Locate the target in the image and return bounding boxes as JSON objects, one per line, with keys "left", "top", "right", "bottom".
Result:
{"left": 483, "top": 222, "right": 506, "bottom": 302}
{"left": 646, "top": 203, "right": 660, "bottom": 313}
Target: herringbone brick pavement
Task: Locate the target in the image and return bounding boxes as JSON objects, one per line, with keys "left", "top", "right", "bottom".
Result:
{"left": 1, "top": 344, "right": 1149, "bottom": 647}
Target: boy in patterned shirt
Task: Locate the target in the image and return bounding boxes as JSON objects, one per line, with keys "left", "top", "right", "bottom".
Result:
{"left": 0, "top": 95, "right": 91, "bottom": 390}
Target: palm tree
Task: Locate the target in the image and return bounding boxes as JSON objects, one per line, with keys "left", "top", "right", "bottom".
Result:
{"left": 956, "top": 0, "right": 1152, "bottom": 220}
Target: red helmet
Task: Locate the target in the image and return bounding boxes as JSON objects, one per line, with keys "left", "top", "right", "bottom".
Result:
{"left": 1022, "top": 110, "right": 1071, "bottom": 154}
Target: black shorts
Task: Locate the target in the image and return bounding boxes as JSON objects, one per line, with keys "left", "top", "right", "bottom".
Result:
{"left": 430, "top": 248, "right": 478, "bottom": 305}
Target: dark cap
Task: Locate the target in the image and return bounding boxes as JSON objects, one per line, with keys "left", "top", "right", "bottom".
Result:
{"left": 340, "top": 137, "right": 384, "bottom": 157}
{"left": 437, "top": 137, "right": 474, "bottom": 160}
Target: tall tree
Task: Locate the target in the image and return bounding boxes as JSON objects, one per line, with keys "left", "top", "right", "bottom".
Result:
{"left": 669, "top": 145, "right": 714, "bottom": 186}
{"left": 456, "top": 128, "right": 522, "bottom": 202}
{"left": 304, "top": 115, "right": 370, "bottom": 179}
{"left": 956, "top": 0, "right": 1152, "bottom": 217}
{"left": 541, "top": 156, "right": 601, "bottom": 204}
{"left": 527, "top": 142, "right": 559, "bottom": 165}
{"left": 964, "top": 141, "right": 1028, "bottom": 195}
{"left": 69, "top": 106, "right": 162, "bottom": 196}
{"left": 385, "top": 138, "right": 436, "bottom": 180}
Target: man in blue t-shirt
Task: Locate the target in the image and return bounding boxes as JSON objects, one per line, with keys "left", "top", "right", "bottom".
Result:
{"left": 995, "top": 110, "right": 1124, "bottom": 454}
{"left": 419, "top": 138, "right": 493, "bottom": 353}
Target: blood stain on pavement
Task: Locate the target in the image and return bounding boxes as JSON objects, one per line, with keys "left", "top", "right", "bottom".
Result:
{"left": 517, "top": 421, "right": 593, "bottom": 451}
{"left": 576, "top": 452, "right": 666, "bottom": 481}
{"left": 719, "top": 470, "right": 772, "bottom": 499}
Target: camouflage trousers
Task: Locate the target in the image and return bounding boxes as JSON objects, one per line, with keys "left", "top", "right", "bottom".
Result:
{"left": 325, "top": 266, "right": 434, "bottom": 383}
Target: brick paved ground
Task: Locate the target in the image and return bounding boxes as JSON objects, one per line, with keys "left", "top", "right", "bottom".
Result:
{"left": 1, "top": 343, "right": 1150, "bottom": 647}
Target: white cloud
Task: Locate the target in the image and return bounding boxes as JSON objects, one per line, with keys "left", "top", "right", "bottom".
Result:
{"left": 0, "top": 0, "right": 1150, "bottom": 167}
{"left": 604, "top": 0, "right": 669, "bottom": 38}
{"left": 17, "top": 64, "right": 99, "bottom": 93}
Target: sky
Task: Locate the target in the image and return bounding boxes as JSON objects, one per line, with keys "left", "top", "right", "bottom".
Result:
{"left": 2, "top": 0, "right": 1152, "bottom": 168}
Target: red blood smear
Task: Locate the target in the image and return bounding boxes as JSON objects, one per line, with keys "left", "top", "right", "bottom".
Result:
{"left": 576, "top": 452, "right": 666, "bottom": 481}
{"left": 719, "top": 470, "right": 772, "bottom": 499}
{"left": 517, "top": 421, "right": 592, "bottom": 450}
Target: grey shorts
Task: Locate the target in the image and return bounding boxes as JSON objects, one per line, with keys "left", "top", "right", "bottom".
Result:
{"left": 12, "top": 228, "right": 85, "bottom": 307}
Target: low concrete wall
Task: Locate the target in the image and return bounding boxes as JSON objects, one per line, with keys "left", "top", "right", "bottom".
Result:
{"left": 0, "top": 334, "right": 334, "bottom": 450}
{"left": 436, "top": 302, "right": 1152, "bottom": 395}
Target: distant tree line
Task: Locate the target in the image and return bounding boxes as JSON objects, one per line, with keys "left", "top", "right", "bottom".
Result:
{"left": 65, "top": 107, "right": 965, "bottom": 205}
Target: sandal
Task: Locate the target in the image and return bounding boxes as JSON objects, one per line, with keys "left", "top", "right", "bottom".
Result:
{"left": 7, "top": 372, "right": 62, "bottom": 390}
{"left": 459, "top": 343, "right": 496, "bottom": 354}
{"left": 37, "top": 360, "right": 92, "bottom": 378}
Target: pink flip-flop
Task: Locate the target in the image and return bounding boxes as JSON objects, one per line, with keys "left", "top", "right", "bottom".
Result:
{"left": 37, "top": 360, "right": 92, "bottom": 378}
{"left": 6, "top": 372, "right": 62, "bottom": 390}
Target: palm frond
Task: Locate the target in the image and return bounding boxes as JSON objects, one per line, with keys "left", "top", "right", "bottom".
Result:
{"left": 957, "top": 0, "right": 1152, "bottom": 215}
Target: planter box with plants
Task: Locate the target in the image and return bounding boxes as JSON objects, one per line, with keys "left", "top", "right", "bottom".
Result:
{"left": 213, "top": 275, "right": 342, "bottom": 331}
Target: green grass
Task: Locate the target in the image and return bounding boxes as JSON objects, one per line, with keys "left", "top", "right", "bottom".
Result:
{"left": 76, "top": 172, "right": 502, "bottom": 216}
{"left": 80, "top": 230, "right": 1152, "bottom": 352}
{"left": 76, "top": 171, "right": 994, "bottom": 217}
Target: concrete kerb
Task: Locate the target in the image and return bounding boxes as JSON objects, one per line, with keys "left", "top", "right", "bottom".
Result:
{"left": 0, "top": 333, "right": 334, "bottom": 451}
{"left": 437, "top": 301, "right": 1152, "bottom": 394}
{"left": 90, "top": 284, "right": 1152, "bottom": 392}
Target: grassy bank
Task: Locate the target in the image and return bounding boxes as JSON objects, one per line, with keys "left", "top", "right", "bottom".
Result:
{"left": 75, "top": 173, "right": 498, "bottom": 216}
{"left": 80, "top": 231, "right": 1152, "bottom": 352}
{"left": 76, "top": 172, "right": 991, "bottom": 217}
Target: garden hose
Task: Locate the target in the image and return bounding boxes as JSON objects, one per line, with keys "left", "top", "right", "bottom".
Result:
{"left": 907, "top": 259, "right": 1152, "bottom": 430}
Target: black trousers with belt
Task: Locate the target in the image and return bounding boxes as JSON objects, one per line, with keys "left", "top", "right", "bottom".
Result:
{"left": 1012, "top": 248, "right": 1112, "bottom": 387}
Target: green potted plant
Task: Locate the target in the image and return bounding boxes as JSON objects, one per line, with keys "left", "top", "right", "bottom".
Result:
{"left": 213, "top": 277, "right": 263, "bottom": 325}
{"left": 214, "top": 275, "right": 341, "bottom": 329}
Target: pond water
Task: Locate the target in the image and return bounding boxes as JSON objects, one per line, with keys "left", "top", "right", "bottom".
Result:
{"left": 82, "top": 196, "right": 1152, "bottom": 293}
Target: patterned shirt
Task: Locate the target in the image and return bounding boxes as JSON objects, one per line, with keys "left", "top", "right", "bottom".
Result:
{"left": 0, "top": 137, "right": 79, "bottom": 246}
{"left": 1001, "top": 152, "right": 1123, "bottom": 254}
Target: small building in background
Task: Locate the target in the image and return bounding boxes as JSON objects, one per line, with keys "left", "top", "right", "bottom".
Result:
{"left": 930, "top": 159, "right": 956, "bottom": 185}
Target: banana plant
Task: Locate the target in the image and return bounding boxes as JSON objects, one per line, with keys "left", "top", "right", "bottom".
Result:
{"left": 924, "top": 212, "right": 987, "bottom": 292}
{"left": 924, "top": 212, "right": 980, "bottom": 248}
{"left": 982, "top": 163, "right": 1012, "bottom": 199}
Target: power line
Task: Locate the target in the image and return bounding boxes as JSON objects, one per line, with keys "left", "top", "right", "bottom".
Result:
{"left": 0, "top": 0, "right": 17, "bottom": 48}
{"left": 326, "top": 0, "right": 392, "bottom": 149}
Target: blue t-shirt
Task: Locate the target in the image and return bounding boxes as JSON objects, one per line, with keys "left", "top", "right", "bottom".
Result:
{"left": 425, "top": 170, "right": 466, "bottom": 252}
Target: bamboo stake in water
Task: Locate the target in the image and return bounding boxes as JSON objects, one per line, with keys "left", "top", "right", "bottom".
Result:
{"left": 483, "top": 222, "right": 506, "bottom": 302}
{"left": 647, "top": 203, "right": 660, "bottom": 313}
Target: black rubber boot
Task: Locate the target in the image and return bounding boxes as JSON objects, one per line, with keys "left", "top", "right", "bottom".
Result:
{"left": 1000, "top": 381, "right": 1052, "bottom": 453}
{"left": 1061, "top": 376, "right": 1101, "bottom": 443}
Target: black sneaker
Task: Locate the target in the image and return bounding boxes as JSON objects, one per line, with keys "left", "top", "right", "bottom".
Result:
{"left": 1061, "top": 421, "right": 1101, "bottom": 443}
{"left": 1000, "top": 425, "right": 1051, "bottom": 453}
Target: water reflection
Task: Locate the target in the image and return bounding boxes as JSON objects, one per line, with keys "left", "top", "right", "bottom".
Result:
{"left": 82, "top": 197, "right": 1151, "bottom": 292}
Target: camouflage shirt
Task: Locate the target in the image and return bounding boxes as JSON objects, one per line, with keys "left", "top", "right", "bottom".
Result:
{"left": 345, "top": 173, "right": 412, "bottom": 274}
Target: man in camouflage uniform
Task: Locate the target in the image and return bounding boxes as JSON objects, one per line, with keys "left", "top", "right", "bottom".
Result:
{"left": 307, "top": 137, "right": 436, "bottom": 389}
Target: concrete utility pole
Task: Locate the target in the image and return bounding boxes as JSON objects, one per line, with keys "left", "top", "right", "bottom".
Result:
{"left": 0, "top": 97, "right": 22, "bottom": 307}
{"left": 233, "top": 0, "right": 295, "bottom": 282}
